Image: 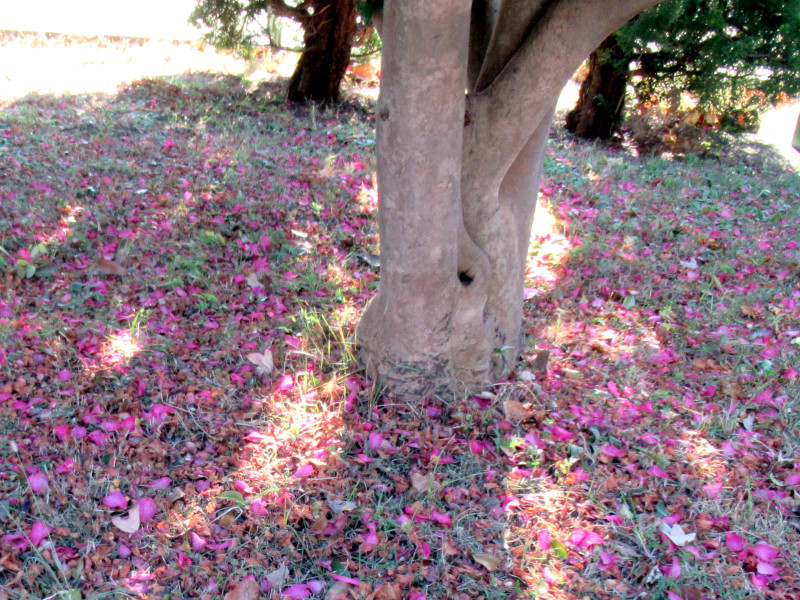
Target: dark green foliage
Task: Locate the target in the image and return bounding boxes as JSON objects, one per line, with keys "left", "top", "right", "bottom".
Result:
{"left": 190, "top": 0, "right": 281, "bottom": 58}
{"left": 619, "top": 0, "right": 800, "bottom": 130}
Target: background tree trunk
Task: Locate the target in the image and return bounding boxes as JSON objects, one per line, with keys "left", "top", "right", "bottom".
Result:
{"left": 793, "top": 112, "right": 800, "bottom": 152}
{"left": 287, "top": 0, "right": 357, "bottom": 102}
{"left": 566, "top": 33, "right": 629, "bottom": 139}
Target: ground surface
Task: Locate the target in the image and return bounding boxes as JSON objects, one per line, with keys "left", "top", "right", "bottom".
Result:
{"left": 1, "top": 32, "right": 799, "bottom": 600}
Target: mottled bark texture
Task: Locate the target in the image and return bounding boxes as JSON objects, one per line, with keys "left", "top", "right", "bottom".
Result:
{"left": 566, "top": 33, "right": 629, "bottom": 139}
{"left": 287, "top": 0, "right": 357, "bottom": 102}
{"left": 357, "top": 0, "right": 663, "bottom": 399}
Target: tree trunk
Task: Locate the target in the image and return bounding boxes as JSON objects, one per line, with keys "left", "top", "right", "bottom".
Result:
{"left": 566, "top": 33, "right": 629, "bottom": 139}
{"left": 793, "top": 111, "right": 800, "bottom": 152}
{"left": 287, "top": 0, "right": 357, "bottom": 103}
{"left": 357, "top": 0, "right": 664, "bottom": 400}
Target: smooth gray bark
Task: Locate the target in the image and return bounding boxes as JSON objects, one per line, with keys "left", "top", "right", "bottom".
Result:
{"left": 358, "top": 0, "right": 664, "bottom": 399}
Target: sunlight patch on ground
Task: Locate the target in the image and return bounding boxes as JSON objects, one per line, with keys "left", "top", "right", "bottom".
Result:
{"left": 97, "top": 329, "right": 143, "bottom": 370}
{"left": 526, "top": 198, "right": 570, "bottom": 293}
{"left": 0, "top": 33, "right": 297, "bottom": 101}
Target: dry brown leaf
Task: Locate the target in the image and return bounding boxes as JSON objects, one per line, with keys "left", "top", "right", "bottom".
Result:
{"left": 472, "top": 552, "right": 502, "bottom": 571}
{"left": 410, "top": 471, "right": 433, "bottom": 494}
{"left": 247, "top": 348, "right": 274, "bottom": 376}
{"left": 680, "top": 585, "right": 703, "bottom": 600}
{"left": 532, "top": 349, "right": 550, "bottom": 374}
{"left": 265, "top": 565, "right": 289, "bottom": 590}
{"left": 111, "top": 504, "right": 140, "bottom": 534}
{"left": 245, "top": 272, "right": 261, "bottom": 288}
{"left": 502, "top": 399, "right": 530, "bottom": 422}
{"left": 166, "top": 488, "right": 185, "bottom": 504}
{"left": 329, "top": 500, "right": 357, "bottom": 514}
{"left": 324, "top": 581, "right": 350, "bottom": 600}
{"left": 96, "top": 257, "right": 126, "bottom": 277}
{"left": 309, "top": 514, "right": 328, "bottom": 534}
{"left": 224, "top": 578, "right": 260, "bottom": 600}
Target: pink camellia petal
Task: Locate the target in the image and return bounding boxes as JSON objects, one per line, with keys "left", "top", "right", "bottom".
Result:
{"left": 103, "top": 491, "right": 129, "bottom": 509}
{"left": 330, "top": 573, "right": 359, "bottom": 585}
{"left": 751, "top": 543, "right": 779, "bottom": 562}
{"left": 537, "top": 529, "right": 551, "bottom": 551}
{"left": 541, "top": 566, "right": 557, "bottom": 584}
{"left": 757, "top": 562, "right": 782, "bottom": 575}
{"left": 784, "top": 472, "right": 800, "bottom": 486}
{"left": 751, "top": 574, "right": 768, "bottom": 590}
{"left": 409, "top": 593, "right": 426, "bottom": 600}
{"left": 550, "top": 426, "right": 573, "bottom": 441}
{"left": 430, "top": 511, "right": 452, "bottom": 527}
{"left": 28, "top": 472, "right": 49, "bottom": 494}
{"left": 118, "top": 543, "right": 132, "bottom": 558}
{"left": 282, "top": 584, "right": 311, "bottom": 599}
{"left": 30, "top": 521, "right": 51, "bottom": 546}
{"left": 524, "top": 432, "right": 546, "bottom": 449}
{"left": 250, "top": 497, "right": 269, "bottom": 516}
{"left": 244, "top": 431, "right": 269, "bottom": 443}
{"left": 307, "top": 580, "right": 325, "bottom": 594}
{"left": 277, "top": 375, "right": 293, "bottom": 392}
{"left": 137, "top": 498, "right": 157, "bottom": 522}
{"left": 292, "top": 463, "right": 314, "bottom": 478}
{"left": 640, "top": 433, "right": 659, "bottom": 445}
{"left": 368, "top": 432, "right": 383, "bottom": 451}
{"left": 53, "top": 424, "right": 70, "bottom": 441}
{"left": 58, "top": 369, "right": 72, "bottom": 381}
{"left": 648, "top": 465, "right": 670, "bottom": 478}
{"left": 191, "top": 532, "right": 207, "bottom": 552}
{"left": 597, "top": 552, "right": 617, "bottom": 571}
{"left": 666, "top": 592, "right": 683, "bottom": 600}
{"left": 702, "top": 481, "right": 722, "bottom": 499}
{"left": 725, "top": 532, "right": 746, "bottom": 552}
{"left": 234, "top": 480, "right": 254, "bottom": 494}
{"left": 601, "top": 443, "right": 626, "bottom": 458}
{"left": 147, "top": 477, "right": 171, "bottom": 489}
{"left": 175, "top": 552, "right": 192, "bottom": 568}
{"left": 662, "top": 556, "right": 682, "bottom": 579}
{"left": 570, "top": 528, "right": 603, "bottom": 548}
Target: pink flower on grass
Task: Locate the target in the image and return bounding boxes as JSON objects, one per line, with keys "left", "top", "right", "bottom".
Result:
{"left": 103, "top": 491, "right": 128, "bottom": 509}
{"left": 28, "top": 472, "right": 49, "bottom": 494}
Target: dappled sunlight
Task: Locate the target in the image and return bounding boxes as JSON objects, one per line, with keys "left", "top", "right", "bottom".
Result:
{"left": 526, "top": 197, "right": 571, "bottom": 296}
{"left": 96, "top": 329, "right": 143, "bottom": 370}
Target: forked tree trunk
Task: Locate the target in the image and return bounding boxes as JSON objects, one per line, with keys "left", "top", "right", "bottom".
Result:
{"left": 287, "top": 0, "right": 357, "bottom": 103}
{"left": 357, "top": 0, "right": 663, "bottom": 399}
{"left": 566, "top": 33, "right": 629, "bottom": 139}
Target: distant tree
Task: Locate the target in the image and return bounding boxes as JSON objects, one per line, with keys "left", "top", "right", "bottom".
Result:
{"left": 567, "top": 0, "right": 800, "bottom": 139}
{"left": 191, "top": 0, "right": 358, "bottom": 103}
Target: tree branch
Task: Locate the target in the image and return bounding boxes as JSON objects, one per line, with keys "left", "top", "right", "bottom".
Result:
{"left": 265, "top": 0, "right": 311, "bottom": 23}
{"left": 463, "top": 0, "right": 663, "bottom": 189}
{"left": 472, "top": 0, "right": 550, "bottom": 93}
